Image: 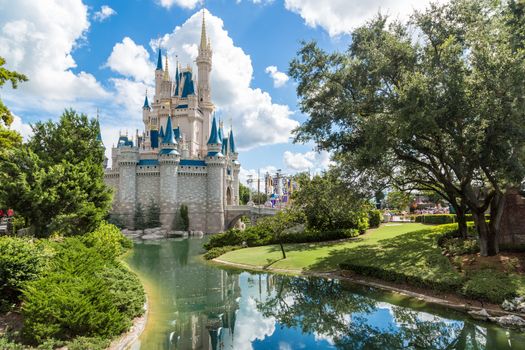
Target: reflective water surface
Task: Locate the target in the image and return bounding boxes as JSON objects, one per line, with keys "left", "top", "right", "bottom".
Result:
{"left": 126, "top": 237, "right": 525, "bottom": 350}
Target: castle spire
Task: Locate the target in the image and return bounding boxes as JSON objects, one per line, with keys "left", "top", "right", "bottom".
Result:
{"left": 207, "top": 115, "right": 221, "bottom": 145}
{"left": 163, "top": 54, "right": 170, "bottom": 80}
{"left": 143, "top": 90, "right": 150, "bottom": 109}
{"left": 162, "top": 115, "right": 177, "bottom": 145}
{"left": 156, "top": 47, "right": 163, "bottom": 71}
{"left": 200, "top": 9, "right": 207, "bottom": 51}
{"left": 229, "top": 128, "right": 236, "bottom": 153}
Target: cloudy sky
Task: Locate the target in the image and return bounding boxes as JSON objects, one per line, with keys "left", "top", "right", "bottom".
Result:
{"left": 0, "top": 0, "right": 438, "bottom": 183}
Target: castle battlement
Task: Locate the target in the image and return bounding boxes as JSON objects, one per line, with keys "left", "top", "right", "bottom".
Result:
{"left": 102, "top": 13, "right": 240, "bottom": 233}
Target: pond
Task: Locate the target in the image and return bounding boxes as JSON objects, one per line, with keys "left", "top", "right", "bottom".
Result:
{"left": 126, "top": 237, "right": 525, "bottom": 350}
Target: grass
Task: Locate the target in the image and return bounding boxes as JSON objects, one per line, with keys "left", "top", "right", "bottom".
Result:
{"left": 217, "top": 223, "right": 427, "bottom": 272}
{"left": 217, "top": 223, "right": 525, "bottom": 304}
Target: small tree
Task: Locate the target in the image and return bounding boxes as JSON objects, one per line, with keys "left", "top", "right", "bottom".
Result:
{"left": 239, "top": 183, "right": 250, "bottom": 205}
{"left": 178, "top": 204, "right": 189, "bottom": 231}
{"left": 134, "top": 203, "right": 146, "bottom": 232}
{"left": 146, "top": 200, "right": 161, "bottom": 228}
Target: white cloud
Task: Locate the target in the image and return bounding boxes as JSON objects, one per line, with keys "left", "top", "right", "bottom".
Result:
{"left": 0, "top": 0, "right": 110, "bottom": 113}
{"left": 233, "top": 297, "right": 276, "bottom": 350}
{"left": 105, "top": 37, "right": 155, "bottom": 83}
{"left": 283, "top": 150, "right": 332, "bottom": 173}
{"left": 157, "top": 0, "right": 203, "bottom": 9}
{"left": 284, "top": 0, "right": 445, "bottom": 36}
{"left": 265, "top": 65, "right": 289, "bottom": 88}
{"left": 279, "top": 342, "right": 292, "bottom": 350}
{"left": 152, "top": 10, "right": 299, "bottom": 150}
{"left": 10, "top": 113, "right": 32, "bottom": 141}
{"left": 93, "top": 5, "right": 116, "bottom": 22}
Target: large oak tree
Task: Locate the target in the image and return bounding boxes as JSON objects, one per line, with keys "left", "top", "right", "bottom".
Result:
{"left": 290, "top": 0, "right": 525, "bottom": 256}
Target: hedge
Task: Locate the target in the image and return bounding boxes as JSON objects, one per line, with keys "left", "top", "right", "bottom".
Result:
{"left": 413, "top": 214, "right": 489, "bottom": 225}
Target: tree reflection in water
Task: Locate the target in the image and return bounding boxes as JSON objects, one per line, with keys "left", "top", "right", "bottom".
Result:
{"left": 257, "top": 275, "right": 524, "bottom": 350}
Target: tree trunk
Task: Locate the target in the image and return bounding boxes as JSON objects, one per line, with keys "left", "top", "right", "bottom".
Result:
{"left": 450, "top": 199, "right": 468, "bottom": 239}
{"left": 279, "top": 241, "right": 286, "bottom": 259}
{"left": 473, "top": 210, "right": 498, "bottom": 256}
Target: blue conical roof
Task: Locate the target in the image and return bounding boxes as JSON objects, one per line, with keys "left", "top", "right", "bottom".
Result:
{"left": 143, "top": 94, "right": 150, "bottom": 109}
{"left": 229, "top": 129, "right": 236, "bottom": 153}
{"left": 174, "top": 64, "right": 180, "bottom": 96}
{"left": 207, "top": 116, "right": 221, "bottom": 145}
{"left": 162, "top": 116, "right": 176, "bottom": 145}
{"left": 159, "top": 125, "right": 164, "bottom": 138}
{"left": 156, "top": 48, "right": 163, "bottom": 70}
{"left": 218, "top": 123, "right": 223, "bottom": 142}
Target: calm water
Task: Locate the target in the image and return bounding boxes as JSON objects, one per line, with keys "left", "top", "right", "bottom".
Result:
{"left": 126, "top": 237, "right": 525, "bottom": 350}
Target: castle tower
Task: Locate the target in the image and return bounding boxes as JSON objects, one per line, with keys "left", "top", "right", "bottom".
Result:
{"left": 118, "top": 144, "right": 139, "bottom": 228}
{"left": 142, "top": 92, "right": 153, "bottom": 149}
{"left": 159, "top": 115, "right": 180, "bottom": 229}
{"left": 229, "top": 129, "right": 241, "bottom": 205}
{"left": 196, "top": 10, "right": 214, "bottom": 156}
{"left": 205, "top": 116, "right": 225, "bottom": 233}
{"left": 154, "top": 47, "right": 163, "bottom": 100}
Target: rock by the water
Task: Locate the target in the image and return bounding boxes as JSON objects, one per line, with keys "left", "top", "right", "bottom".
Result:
{"left": 489, "top": 315, "right": 525, "bottom": 329}
{"left": 502, "top": 299, "right": 516, "bottom": 311}
{"left": 468, "top": 309, "right": 490, "bottom": 321}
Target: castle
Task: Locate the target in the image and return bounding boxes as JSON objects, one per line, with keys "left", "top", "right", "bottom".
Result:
{"left": 103, "top": 14, "right": 240, "bottom": 233}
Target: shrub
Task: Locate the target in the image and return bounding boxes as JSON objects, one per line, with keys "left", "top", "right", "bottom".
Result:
{"left": 20, "top": 236, "right": 144, "bottom": 345}
{"left": 204, "top": 246, "right": 242, "bottom": 260}
{"left": 368, "top": 210, "right": 383, "bottom": 228}
{"left": 441, "top": 237, "right": 479, "bottom": 256}
{"left": 414, "top": 214, "right": 489, "bottom": 225}
{"left": 461, "top": 269, "right": 516, "bottom": 303}
{"left": 82, "top": 222, "right": 131, "bottom": 260}
{"left": 22, "top": 272, "right": 128, "bottom": 343}
{"left": 0, "top": 237, "right": 50, "bottom": 306}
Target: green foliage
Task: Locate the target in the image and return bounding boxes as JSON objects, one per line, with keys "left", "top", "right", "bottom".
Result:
{"left": 146, "top": 200, "right": 161, "bottom": 228}
{"left": 19, "top": 225, "right": 144, "bottom": 345}
{"left": 0, "top": 237, "right": 49, "bottom": 307}
{"left": 0, "top": 56, "right": 28, "bottom": 126}
{"left": 289, "top": 0, "right": 525, "bottom": 256}
{"left": 461, "top": 269, "right": 516, "bottom": 303}
{"left": 368, "top": 210, "right": 383, "bottom": 228}
{"left": 414, "top": 214, "right": 488, "bottom": 225}
{"left": 386, "top": 191, "right": 414, "bottom": 211}
{"left": 204, "top": 246, "right": 242, "bottom": 260}
{"left": 239, "top": 183, "right": 250, "bottom": 205}
{"left": 440, "top": 237, "right": 479, "bottom": 256}
{"left": 292, "top": 171, "right": 370, "bottom": 232}
{"left": 179, "top": 204, "right": 189, "bottom": 231}
{"left": 133, "top": 203, "right": 146, "bottom": 231}
{"left": 0, "top": 110, "right": 112, "bottom": 237}
{"left": 22, "top": 271, "right": 128, "bottom": 343}
{"left": 82, "top": 221, "right": 132, "bottom": 260}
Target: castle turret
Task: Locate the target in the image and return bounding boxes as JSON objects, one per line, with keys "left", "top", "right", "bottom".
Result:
{"left": 155, "top": 47, "right": 163, "bottom": 99}
{"left": 205, "top": 116, "right": 225, "bottom": 232}
{"left": 197, "top": 10, "right": 214, "bottom": 156}
{"left": 159, "top": 115, "right": 180, "bottom": 229}
{"left": 118, "top": 141, "right": 139, "bottom": 228}
{"left": 229, "top": 129, "right": 240, "bottom": 205}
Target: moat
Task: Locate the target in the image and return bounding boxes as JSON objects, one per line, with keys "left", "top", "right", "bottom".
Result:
{"left": 126, "top": 237, "right": 525, "bottom": 350}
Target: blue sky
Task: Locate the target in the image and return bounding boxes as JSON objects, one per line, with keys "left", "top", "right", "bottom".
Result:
{"left": 0, "top": 0, "right": 437, "bottom": 183}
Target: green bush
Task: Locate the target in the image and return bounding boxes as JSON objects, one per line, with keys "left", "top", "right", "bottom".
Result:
{"left": 82, "top": 221, "right": 131, "bottom": 260}
{"left": 414, "top": 214, "right": 489, "bottom": 225}
{"left": 204, "top": 246, "right": 242, "bottom": 260}
{"left": 22, "top": 272, "right": 128, "bottom": 343}
{"left": 20, "top": 235, "right": 144, "bottom": 345}
{"left": 441, "top": 237, "right": 479, "bottom": 256}
{"left": 368, "top": 210, "right": 383, "bottom": 228}
{"left": 0, "top": 237, "right": 50, "bottom": 306}
{"left": 461, "top": 269, "right": 516, "bottom": 303}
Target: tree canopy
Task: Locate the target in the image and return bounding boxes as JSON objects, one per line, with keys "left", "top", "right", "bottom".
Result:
{"left": 289, "top": 0, "right": 525, "bottom": 256}
{"left": 0, "top": 110, "right": 111, "bottom": 237}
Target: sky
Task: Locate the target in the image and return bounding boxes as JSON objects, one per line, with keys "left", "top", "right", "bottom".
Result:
{"left": 0, "top": 0, "right": 440, "bottom": 184}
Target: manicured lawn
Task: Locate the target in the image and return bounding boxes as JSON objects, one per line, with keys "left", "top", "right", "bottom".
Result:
{"left": 218, "top": 222, "right": 525, "bottom": 304}
{"left": 218, "top": 223, "right": 427, "bottom": 272}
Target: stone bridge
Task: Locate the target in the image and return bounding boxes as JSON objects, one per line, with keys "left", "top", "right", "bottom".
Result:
{"left": 225, "top": 205, "right": 278, "bottom": 229}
